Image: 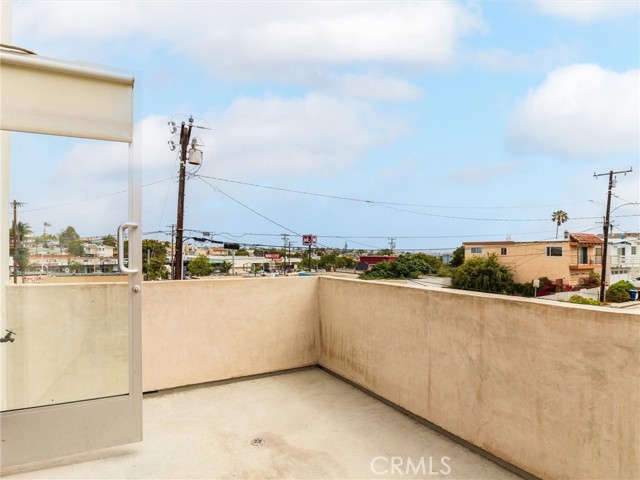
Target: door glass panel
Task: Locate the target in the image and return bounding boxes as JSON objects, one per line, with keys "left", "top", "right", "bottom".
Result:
{"left": 2, "top": 131, "right": 130, "bottom": 412}
{"left": 579, "top": 247, "right": 588, "bottom": 265}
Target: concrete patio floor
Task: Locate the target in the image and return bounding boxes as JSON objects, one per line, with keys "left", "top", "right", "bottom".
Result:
{"left": 2, "top": 368, "right": 522, "bottom": 479}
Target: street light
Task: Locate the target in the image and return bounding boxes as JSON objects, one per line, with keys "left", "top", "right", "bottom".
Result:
{"left": 609, "top": 202, "right": 640, "bottom": 214}
{"left": 592, "top": 201, "right": 640, "bottom": 234}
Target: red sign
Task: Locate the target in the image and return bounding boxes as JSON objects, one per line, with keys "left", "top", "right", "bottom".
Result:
{"left": 265, "top": 253, "right": 280, "bottom": 259}
{"left": 302, "top": 235, "right": 317, "bottom": 245}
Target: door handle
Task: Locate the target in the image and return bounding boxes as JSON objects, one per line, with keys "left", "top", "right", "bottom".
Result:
{"left": 117, "top": 222, "right": 139, "bottom": 274}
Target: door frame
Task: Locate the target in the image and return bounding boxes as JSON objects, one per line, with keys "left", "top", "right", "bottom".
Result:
{"left": 0, "top": 51, "right": 142, "bottom": 468}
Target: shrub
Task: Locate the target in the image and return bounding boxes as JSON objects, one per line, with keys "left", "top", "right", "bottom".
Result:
{"left": 360, "top": 253, "right": 441, "bottom": 280}
{"left": 605, "top": 280, "right": 635, "bottom": 303}
{"left": 512, "top": 282, "right": 535, "bottom": 297}
{"left": 577, "top": 271, "right": 600, "bottom": 289}
{"left": 436, "top": 265, "right": 453, "bottom": 278}
{"left": 451, "top": 254, "right": 515, "bottom": 294}
{"left": 536, "top": 277, "right": 556, "bottom": 296}
{"left": 569, "top": 295, "right": 603, "bottom": 306}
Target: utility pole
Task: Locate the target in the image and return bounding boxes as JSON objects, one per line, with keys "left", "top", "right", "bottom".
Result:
{"left": 173, "top": 118, "right": 194, "bottom": 280}
{"left": 388, "top": 237, "right": 396, "bottom": 255}
{"left": 168, "top": 115, "right": 208, "bottom": 280}
{"left": 11, "top": 200, "right": 24, "bottom": 284}
{"left": 232, "top": 248, "right": 236, "bottom": 276}
{"left": 281, "top": 234, "right": 289, "bottom": 274}
{"left": 594, "top": 167, "right": 633, "bottom": 302}
{"left": 169, "top": 224, "right": 175, "bottom": 279}
{"left": 288, "top": 241, "right": 293, "bottom": 272}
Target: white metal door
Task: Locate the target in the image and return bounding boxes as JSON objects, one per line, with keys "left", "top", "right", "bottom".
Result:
{"left": 0, "top": 51, "right": 142, "bottom": 468}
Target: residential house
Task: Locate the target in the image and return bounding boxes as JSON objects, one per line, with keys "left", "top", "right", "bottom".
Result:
{"left": 607, "top": 233, "right": 640, "bottom": 283}
{"left": 84, "top": 243, "right": 115, "bottom": 258}
{"left": 463, "top": 233, "right": 603, "bottom": 287}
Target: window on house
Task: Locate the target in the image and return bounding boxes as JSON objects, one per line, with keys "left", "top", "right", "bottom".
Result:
{"left": 546, "top": 246, "right": 563, "bottom": 257}
{"left": 632, "top": 246, "right": 637, "bottom": 255}
{"left": 619, "top": 247, "right": 626, "bottom": 256}
{"left": 470, "top": 247, "right": 483, "bottom": 254}
{"left": 500, "top": 247, "right": 507, "bottom": 255}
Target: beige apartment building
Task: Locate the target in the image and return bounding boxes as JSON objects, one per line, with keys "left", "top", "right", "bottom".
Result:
{"left": 463, "top": 233, "right": 603, "bottom": 286}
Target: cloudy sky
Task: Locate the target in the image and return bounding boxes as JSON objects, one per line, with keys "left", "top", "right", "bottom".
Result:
{"left": 8, "top": 0, "right": 640, "bottom": 252}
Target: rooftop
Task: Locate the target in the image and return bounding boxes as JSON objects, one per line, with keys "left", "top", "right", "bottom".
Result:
{"left": 568, "top": 234, "right": 603, "bottom": 245}
{"left": 2, "top": 276, "right": 639, "bottom": 479}
{"left": 2, "top": 369, "right": 518, "bottom": 480}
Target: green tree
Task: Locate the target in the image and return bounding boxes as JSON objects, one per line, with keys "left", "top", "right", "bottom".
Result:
{"left": 188, "top": 255, "right": 212, "bottom": 277}
{"left": 9, "top": 222, "right": 32, "bottom": 271}
{"left": 68, "top": 239, "right": 85, "bottom": 256}
{"left": 13, "top": 246, "right": 29, "bottom": 273}
{"left": 9, "top": 221, "right": 32, "bottom": 242}
{"left": 59, "top": 226, "right": 80, "bottom": 248}
{"left": 551, "top": 210, "right": 569, "bottom": 239}
{"left": 413, "top": 253, "right": 443, "bottom": 273}
{"left": 311, "top": 251, "right": 358, "bottom": 271}
{"left": 336, "top": 255, "right": 357, "bottom": 269}
{"left": 451, "top": 254, "right": 515, "bottom": 294}
{"left": 236, "top": 249, "right": 250, "bottom": 256}
{"left": 102, "top": 234, "right": 117, "bottom": 247}
{"left": 221, "top": 261, "right": 232, "bottom": 275}
{"left": 68, "top": 260, "right": 82, "bottom": 273}
{"left": 360, "top": 253, "right": 441, "bottom": 280}
{"left": 449, "top": 245, "right": 465, "bottom": 268}
{"left": 142, "top": 239, "right": 169, "bottom": 280}
{"left": 319, "top": 251, "right": 339, "bottom": 271}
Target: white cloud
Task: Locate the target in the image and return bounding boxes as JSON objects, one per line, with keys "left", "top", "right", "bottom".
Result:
{"left": 469, "top": 44, "right": 574, "bottom": 73}
{"left": 14, "top": 1, "right": 482, "bottom": 79}
{"left": 532, "top": 0, "right": 640, "bottom": 23}
{"left": 447, "top": 163, "right": 516, "bottom": 184}
{"left": 25, "top": 93, "right": 408, "bottom": 232}
{"left": 325, "top": 73, "right": 423, "bottom": 101}
{"left": 201, "top": 94, "right": 407, "bottom": 178}
{"left": 508, "top": 64, "right": 640, "bottom": 158}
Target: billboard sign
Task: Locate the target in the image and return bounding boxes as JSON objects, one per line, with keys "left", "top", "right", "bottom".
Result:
{"left": 302, "top": 234, "right": 317, "bottom": 245}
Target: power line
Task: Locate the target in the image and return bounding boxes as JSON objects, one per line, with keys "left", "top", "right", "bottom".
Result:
{"left": 157, "top": 154, "right": 181, "bottom": 233}
{"left": 198, "top": 177, "right": 377, "bottom": 249}
{"left": 372, "top": 201, "right": 638, "bottom": 223}
{"left": 198, "top": 176, "right": 300, "bottom": 236}
{"left": 19, "top": 177, "right": 173, "bottom": 213}
{"left": 197, "top": 174, "right": 638, "bottom": 222}
{"left": 197, "top": 174, "right": 589, "bottom": 210}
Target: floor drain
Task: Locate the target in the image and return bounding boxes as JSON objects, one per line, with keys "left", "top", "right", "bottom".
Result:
{"left": 250, "top": 438, "right": 265, "bottom": 446}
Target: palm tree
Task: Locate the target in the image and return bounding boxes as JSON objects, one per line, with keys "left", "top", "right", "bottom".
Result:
{"left": 551, "top": 210, "right": 569, "bottom": 238}
{"left": 9, "top": 221, "right": 32, "bottom": 243}
{"left": 222, "top": 261, "right": 232, "bottom": 275}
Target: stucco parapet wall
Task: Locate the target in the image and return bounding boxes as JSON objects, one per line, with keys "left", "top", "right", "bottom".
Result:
{"left": 7, "top": 277, "right": 638, "bottom": 478}
{"left": 317, "top": 276, "right": 640, "bottom": 480}
{"left": 141, "top": 276, "right": 320, "bottom": 392}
